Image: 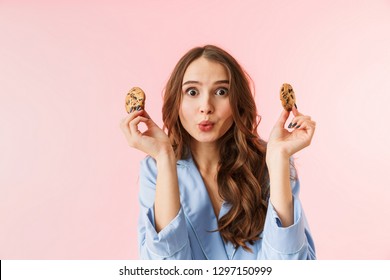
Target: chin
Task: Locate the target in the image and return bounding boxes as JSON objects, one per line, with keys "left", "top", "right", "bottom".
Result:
{"left": 193, "top": 135, "right": 220, "bottom": 144}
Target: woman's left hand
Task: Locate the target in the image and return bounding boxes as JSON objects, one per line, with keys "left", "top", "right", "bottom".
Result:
{"left": 267, "top": 107, "right": 316, "bottom": 162}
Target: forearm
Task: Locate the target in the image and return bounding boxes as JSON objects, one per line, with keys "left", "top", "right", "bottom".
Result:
{"left": 154, "top": 149, "right": 181, "bottom": 232}
{"left": 266, "top": 153, "right": 293, "bottom": 227}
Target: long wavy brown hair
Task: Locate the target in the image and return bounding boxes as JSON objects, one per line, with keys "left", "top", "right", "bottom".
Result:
{"left": 162, "top": 45, "right": 270, "bottom": 252}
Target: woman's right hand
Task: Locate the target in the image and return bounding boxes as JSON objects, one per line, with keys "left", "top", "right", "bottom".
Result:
{"left": 120, "top": 110, "right": 172, "bottom": 159}
{"left": 121, "top": 110, "right": 180, "bottom": 233}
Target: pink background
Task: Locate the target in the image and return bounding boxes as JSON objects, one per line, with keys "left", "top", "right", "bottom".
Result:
{"left": 1, "top": 0, "right": 390, "bottom": 259}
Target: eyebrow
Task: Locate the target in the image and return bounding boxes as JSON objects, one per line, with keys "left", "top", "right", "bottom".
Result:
{"left": 182, "top": 80, "right": 230, "bottom": 86}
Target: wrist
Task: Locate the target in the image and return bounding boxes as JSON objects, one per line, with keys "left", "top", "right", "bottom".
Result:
{"left": 266, "top": 149, "right": 290, "bottom": 167}
{"left": 155, "top": 145, "right": 176, "bottom": 164}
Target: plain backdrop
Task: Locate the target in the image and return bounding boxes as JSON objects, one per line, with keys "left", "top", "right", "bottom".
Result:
{"left": 1, "top": 0, "right": 390, "bottom": 259}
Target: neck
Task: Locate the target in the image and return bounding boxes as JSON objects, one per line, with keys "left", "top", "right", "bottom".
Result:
{"left": 190, "top": 141, "right": 220, "bottom": 175}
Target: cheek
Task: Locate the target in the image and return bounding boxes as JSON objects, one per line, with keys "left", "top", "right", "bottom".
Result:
{"left": 178, "top": 103, "right": 188, "bottom": 127}
{"left": 179, "top": 99, "right": 192, "bottom": 120}
{"left": 220, "top": 101, "right": 233, "bottom": 119}
{"left": 180, "top": 98, "right": 192, "bottom": 111}
{"left": 219, "top": 103, "right": 234, "bottom": 131}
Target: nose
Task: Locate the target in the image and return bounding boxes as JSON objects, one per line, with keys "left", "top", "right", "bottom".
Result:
{"left": 199, "top": 93, "right": 214, "bottom": 114}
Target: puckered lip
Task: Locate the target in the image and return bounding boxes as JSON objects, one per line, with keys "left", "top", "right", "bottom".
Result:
{"left": 198, "top": 120, "right": 214, "bottom": 126}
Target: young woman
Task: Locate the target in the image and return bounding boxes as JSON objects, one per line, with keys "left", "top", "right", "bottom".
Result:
{"left": 120, "top": 45, "right": 316, "bottom": 260}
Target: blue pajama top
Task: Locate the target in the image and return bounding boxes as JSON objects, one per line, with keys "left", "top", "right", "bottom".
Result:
{"left": 137, "top": 155, "right": 316, "bottom": 260}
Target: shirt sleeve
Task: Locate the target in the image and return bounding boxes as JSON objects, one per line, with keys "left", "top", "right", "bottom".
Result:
{"left": 259, "top": 166, "right": 316, "bottom": 260}
{"left": 137, "top": 156, "right": 192, "bottom": 259}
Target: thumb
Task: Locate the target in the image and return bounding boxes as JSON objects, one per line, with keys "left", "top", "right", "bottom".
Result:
{"left": 275, "top": 109, "right": 290, "bottom": 127}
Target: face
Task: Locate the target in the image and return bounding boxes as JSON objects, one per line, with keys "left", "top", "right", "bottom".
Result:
{"left": 179, "top": 56, "right": 233, "bottom": 145}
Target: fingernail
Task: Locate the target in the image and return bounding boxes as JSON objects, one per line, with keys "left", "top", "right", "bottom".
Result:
{"left": 294, "top": 103, "right": 298, "bottom": 109}
{"left": 288, "top": 122, "right": 292, "bottom": 128}
{"left": 136, "top": 105, "right": 141, "bottom": 111}
{"left": 292, "top": 122, "right": 297, "bottom": 128}
{"left": 296, "top": 125, "right": 301, "bottom": 129}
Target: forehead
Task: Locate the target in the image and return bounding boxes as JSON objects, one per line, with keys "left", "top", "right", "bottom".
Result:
{"left": 183, "top": 57, "right": 229, "bottom": 82}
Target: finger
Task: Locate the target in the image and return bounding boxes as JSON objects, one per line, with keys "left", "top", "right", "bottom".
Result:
{"left": 140, "top": 109, "right": 152, "bottom": 119}
{"left": 121, "top": 109, "right": 144, "bottom": 126}
{"left": 294, "top": 120, "right": 316, "bottom": 133}
{"left": 120, "top": 110, "right": 146, "bottom": 140}
{"left": 120, "top": 114, "right": 133, "bottom": 132}
{"left": 292, "top": 119, "right": 308, "bottom": 130}
{"left": 136, "top": 110, "right": 158, "bottom": 129}
{"left": 129, "top": 105, "right": 142, "bottom": 113}
{"left": 289, "top": 114, "right": 312, "bottom": 129}
{"left": 129, "top": 116, "right": 150, "bottom": 136}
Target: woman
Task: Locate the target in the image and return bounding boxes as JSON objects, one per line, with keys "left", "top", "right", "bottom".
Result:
{"left": 120, "top": 45, "right": 316, "bottom": 260}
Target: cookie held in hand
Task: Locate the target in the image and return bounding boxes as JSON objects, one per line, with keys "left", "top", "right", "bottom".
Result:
{"left": 280, "top": 83, "right": 297, "bottom": 111}
{"left": 125, "top": 87, "right": 146, "bottom": 113}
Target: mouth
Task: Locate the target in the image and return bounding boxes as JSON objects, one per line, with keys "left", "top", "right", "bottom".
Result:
{"left": 198, "top": 121, "right": 214, "bottom": 132}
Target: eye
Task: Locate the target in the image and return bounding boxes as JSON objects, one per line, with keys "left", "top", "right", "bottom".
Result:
{"left": 185, "top": 88, "right": 198, "bottom": 96}
{"left": 215, "top": 87, "right": 228, "bottom": 96}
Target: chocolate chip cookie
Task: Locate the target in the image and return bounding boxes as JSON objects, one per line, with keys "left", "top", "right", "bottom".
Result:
{"left": 280, "top": 83, "right": 297, "bottom": 111}
{"left": 125, "top": 87, "right": 146, "bottom": 113}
